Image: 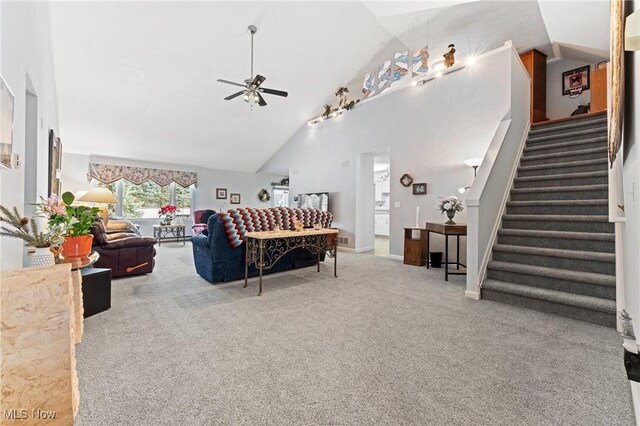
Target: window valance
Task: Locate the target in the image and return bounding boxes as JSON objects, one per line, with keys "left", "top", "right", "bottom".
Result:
{"left": 87, "top": 163, "right": 198, "bottom": 188}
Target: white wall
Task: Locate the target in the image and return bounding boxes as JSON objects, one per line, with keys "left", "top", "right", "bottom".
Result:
{"left": 61, "top": 153, "right": 284, "bottom": 237}
{"left": 259, "top": 46, "right": 514, "bottom": 258}
{"left": 546, "top": 59, "right": 594, "bottom": 120}
{"left": 0, "top": 2, "right": 59, "bottom": 269}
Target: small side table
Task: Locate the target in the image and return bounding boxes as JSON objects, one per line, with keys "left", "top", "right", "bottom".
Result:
{"left": 403, "top": 228, "right": 428, "bottom": 266}
{"left": 425, "top": 222, "right": 467, "bottom": 281}
{"left": 81, "top": 267, "right": 112, "bottom": 318}
{"left": 153, "top": 224, "right": 186, "bottom": 246}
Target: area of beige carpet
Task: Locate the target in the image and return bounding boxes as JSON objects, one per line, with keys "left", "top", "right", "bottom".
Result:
{"left": 76, "top": 243, "right": 634, "bottom": 425}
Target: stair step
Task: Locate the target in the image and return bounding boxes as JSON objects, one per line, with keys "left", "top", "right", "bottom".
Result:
{"left": 510, "top": 184, "right": 608, "bottom": 201}
{"left": 523, "top": 136, "right": 607, "bottom": 156}
{"left": 505, "top": 199, "right": 608, "bottom": 215}
{"left": 502, "top": 214, "right": 614, "bottom": 233}
{"left": 517, "top": 158, "right": 608, "bottom": 177}
{"left": 482, "top": 279, "right": 616, "bottom": 328}
{"left": 529, "top": 116, "right": 607, "bottom": 136}
{"left": 527, "top": 127, "right": 607, "bottom": 145}
{"left": 492, "top": 244, "right": 615, "bottom": 275}
{"left": 497, "top": 229, "right": 615, "bottom": 253}
{"left": 513, "top": 171, "right": 608, "bottom": 189}
{"left": 520, "top": 147, "right": 608, "bottom": 166}
{"left": 486, "top": 261, "right": 615, "bottom": 300}
{"left": 488, "top": 260, "right": 615, "bottom": 286}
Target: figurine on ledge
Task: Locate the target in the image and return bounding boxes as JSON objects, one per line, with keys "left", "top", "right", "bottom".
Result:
{"left": 443, "top": 44, "right": 456, "bottom": 68}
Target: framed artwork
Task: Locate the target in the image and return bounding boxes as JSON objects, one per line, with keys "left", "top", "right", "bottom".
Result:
{"left": 412, "top": 183, "right": 427, "bottom": 195}
{"left": 400, "top": 173, "right": 413, "bottom": 187}
{"left": 562, "top": 66, "right": 590, "bottom": 95}
{"left": 230, "top": 193, "right": 241, "bottom": 204}
{"left": 48, "top": 130, "right": 62, "bottom": 196}
{"left": 216, "top": 188, "right": 227, "bottom": 199}
{"left": 0, "top": 74, "right": 15, "bottom": 170}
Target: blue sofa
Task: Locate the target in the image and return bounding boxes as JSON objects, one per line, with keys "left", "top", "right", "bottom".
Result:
{"left": 191, "top": 213, "right": 324, "bottom": 283}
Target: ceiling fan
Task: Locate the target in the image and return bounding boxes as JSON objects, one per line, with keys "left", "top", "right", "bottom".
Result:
{"left": 217, "top": 25, "right": 288, "bottom": 107}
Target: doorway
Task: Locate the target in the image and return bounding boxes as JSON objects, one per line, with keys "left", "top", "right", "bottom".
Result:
{"left": 23, "top": 76, "right": 38, "bottom": 266}
{"left": 373, "top": 153, "right": 390, "bottom": 256}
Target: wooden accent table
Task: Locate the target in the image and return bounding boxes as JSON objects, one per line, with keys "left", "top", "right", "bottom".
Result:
{"left": 425, "top": 222, "right": 467, "bottom": 281}
{"left": 153, "top": 224, "right": 186, "bottom": 246}
{"left": 244, "top": 228, "right": 339, "bottom": 296}
{"left": 403, "top": 228, "right": 428, "bottom": 266}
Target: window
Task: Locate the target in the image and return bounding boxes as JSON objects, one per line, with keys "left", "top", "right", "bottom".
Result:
{"left": 175, "top": 184, "right": 192, "bottom": 217}
{"left": 94, "top": 180, "right": 193, "bottom": 219}
{"left": 89, "top": 180, "right": 193, "bottom": 219}
{"left": 122, "top": 180, "right": 170, "bottom": 219}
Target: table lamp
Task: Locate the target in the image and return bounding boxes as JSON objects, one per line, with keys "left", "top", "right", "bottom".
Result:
{"left": 78, "top": 186, "right": 117, "bottom": 225}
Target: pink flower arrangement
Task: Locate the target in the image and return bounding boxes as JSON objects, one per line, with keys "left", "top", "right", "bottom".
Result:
{"left": 38, "top": 194, "right": 66, "bottom": 218}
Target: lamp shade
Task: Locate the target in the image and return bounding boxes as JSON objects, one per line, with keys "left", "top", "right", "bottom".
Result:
{"left": 78, "top": 187, "right": 117, "bottom": 204}
{"left": 464, "top": 157, "right": 483, "bottom": 168}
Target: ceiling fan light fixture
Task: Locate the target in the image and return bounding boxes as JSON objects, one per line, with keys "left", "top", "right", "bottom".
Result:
{"left": 217, "top": 25, "right": 288, "bottom": 107}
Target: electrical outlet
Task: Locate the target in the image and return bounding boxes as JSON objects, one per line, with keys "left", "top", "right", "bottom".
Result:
{"left": 14, "top": 154, "right": 21, "bottom": 168}
{"left": 394, "top": 201, "right": 401, "bottom": 208}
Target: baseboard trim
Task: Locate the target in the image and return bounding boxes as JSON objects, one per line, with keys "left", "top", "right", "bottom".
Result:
{"left": 465, "top": 290, "right": 481, "bottom": 300}
{"left": 387, "top": 254, "right": 403, "bottom": 261}
{"left": 630, "top": 381, "right": 640, "bottom": 424}
{"left": 338, "top": 247, "right": 356, "bottom": 253}
{"left": 355, "top": 246, "right": 375, "bottom": 253}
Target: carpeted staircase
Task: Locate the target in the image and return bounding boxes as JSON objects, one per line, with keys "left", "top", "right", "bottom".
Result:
{"left": 481, "top": 112, "right": 616, "bottom": 328}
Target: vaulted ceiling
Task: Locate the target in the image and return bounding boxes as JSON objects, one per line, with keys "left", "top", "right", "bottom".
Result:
{"left": 49, "top": 1, "right": 609, "bottom": 173}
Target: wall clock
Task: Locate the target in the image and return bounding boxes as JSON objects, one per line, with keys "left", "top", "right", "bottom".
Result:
{"left": 400, "top": 173, "right": 413, "bottom": 187}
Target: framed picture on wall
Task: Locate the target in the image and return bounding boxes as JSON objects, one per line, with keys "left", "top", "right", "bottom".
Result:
{"left": 0, "top": 74, "right": 15, "bottom": 170}
{"left": 562, "top": 66, "right": 590, "bottom": 95}
{"left": 412, "top": 183, "right": 427, "bottom": 195}
{"left": 230, "top": 193, "right": 241, "bottom": 204}
{"left": 216, "top": 188, "right": 227, "bottom": 199}
{"left": 48, "top": 130, "right": 62, "bottom": 196}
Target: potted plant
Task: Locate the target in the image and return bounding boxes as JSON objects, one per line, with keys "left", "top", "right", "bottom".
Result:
{"left": 43, "top": 192, "right": 101, "bottom": 259}
{"left": 158, "top": 205, "right": 178, "bottom": 225}
{"left": 438, "top": 195, "right": 464, "bottom": 224}
{"left": 0, "top": 205, "right": 66, "bottom": 267}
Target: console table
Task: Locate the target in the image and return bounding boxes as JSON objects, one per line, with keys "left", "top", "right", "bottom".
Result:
{"left": 244, "top": 228, "right": 339, "bottom": 296}
{"left": 153, "top": 224, "right": 186, "bottom": 246}
{"left": 425, "top": 222, "right": 467, "bottom": 281}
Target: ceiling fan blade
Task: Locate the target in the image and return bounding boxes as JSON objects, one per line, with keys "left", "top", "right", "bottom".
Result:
{"left": 259, "top": 87, "right": 288, "bottom": 97}
{"left": 217, "top": 79, "right": 246, "bottom": 88}
{"left": 256, "top": 92, "right": 267, "bottom": 107}
{"left": 224, "top": 90, "right": 246, "bottom": 100}
{"left": 252, "top": 74, "right": 266, "bottom": 87}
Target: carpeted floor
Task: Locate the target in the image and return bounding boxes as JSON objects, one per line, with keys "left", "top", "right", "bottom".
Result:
{"left": 76, "top": 243, "right": 635, "bottom": 425}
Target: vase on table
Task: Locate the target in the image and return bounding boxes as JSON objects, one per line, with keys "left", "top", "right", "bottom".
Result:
{"left": 445, "top": 210, "right": 456, "bottom": 225}
{"left": 28, "top": 247, "right": 56, "bottom": 267}
{"left": 61, "top": 235, "right": 94, "bottom": 259}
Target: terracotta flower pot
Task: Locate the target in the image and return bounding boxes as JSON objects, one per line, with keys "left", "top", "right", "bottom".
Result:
{"left": 61, "top": 235, "right": 93, "bottom": 259}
